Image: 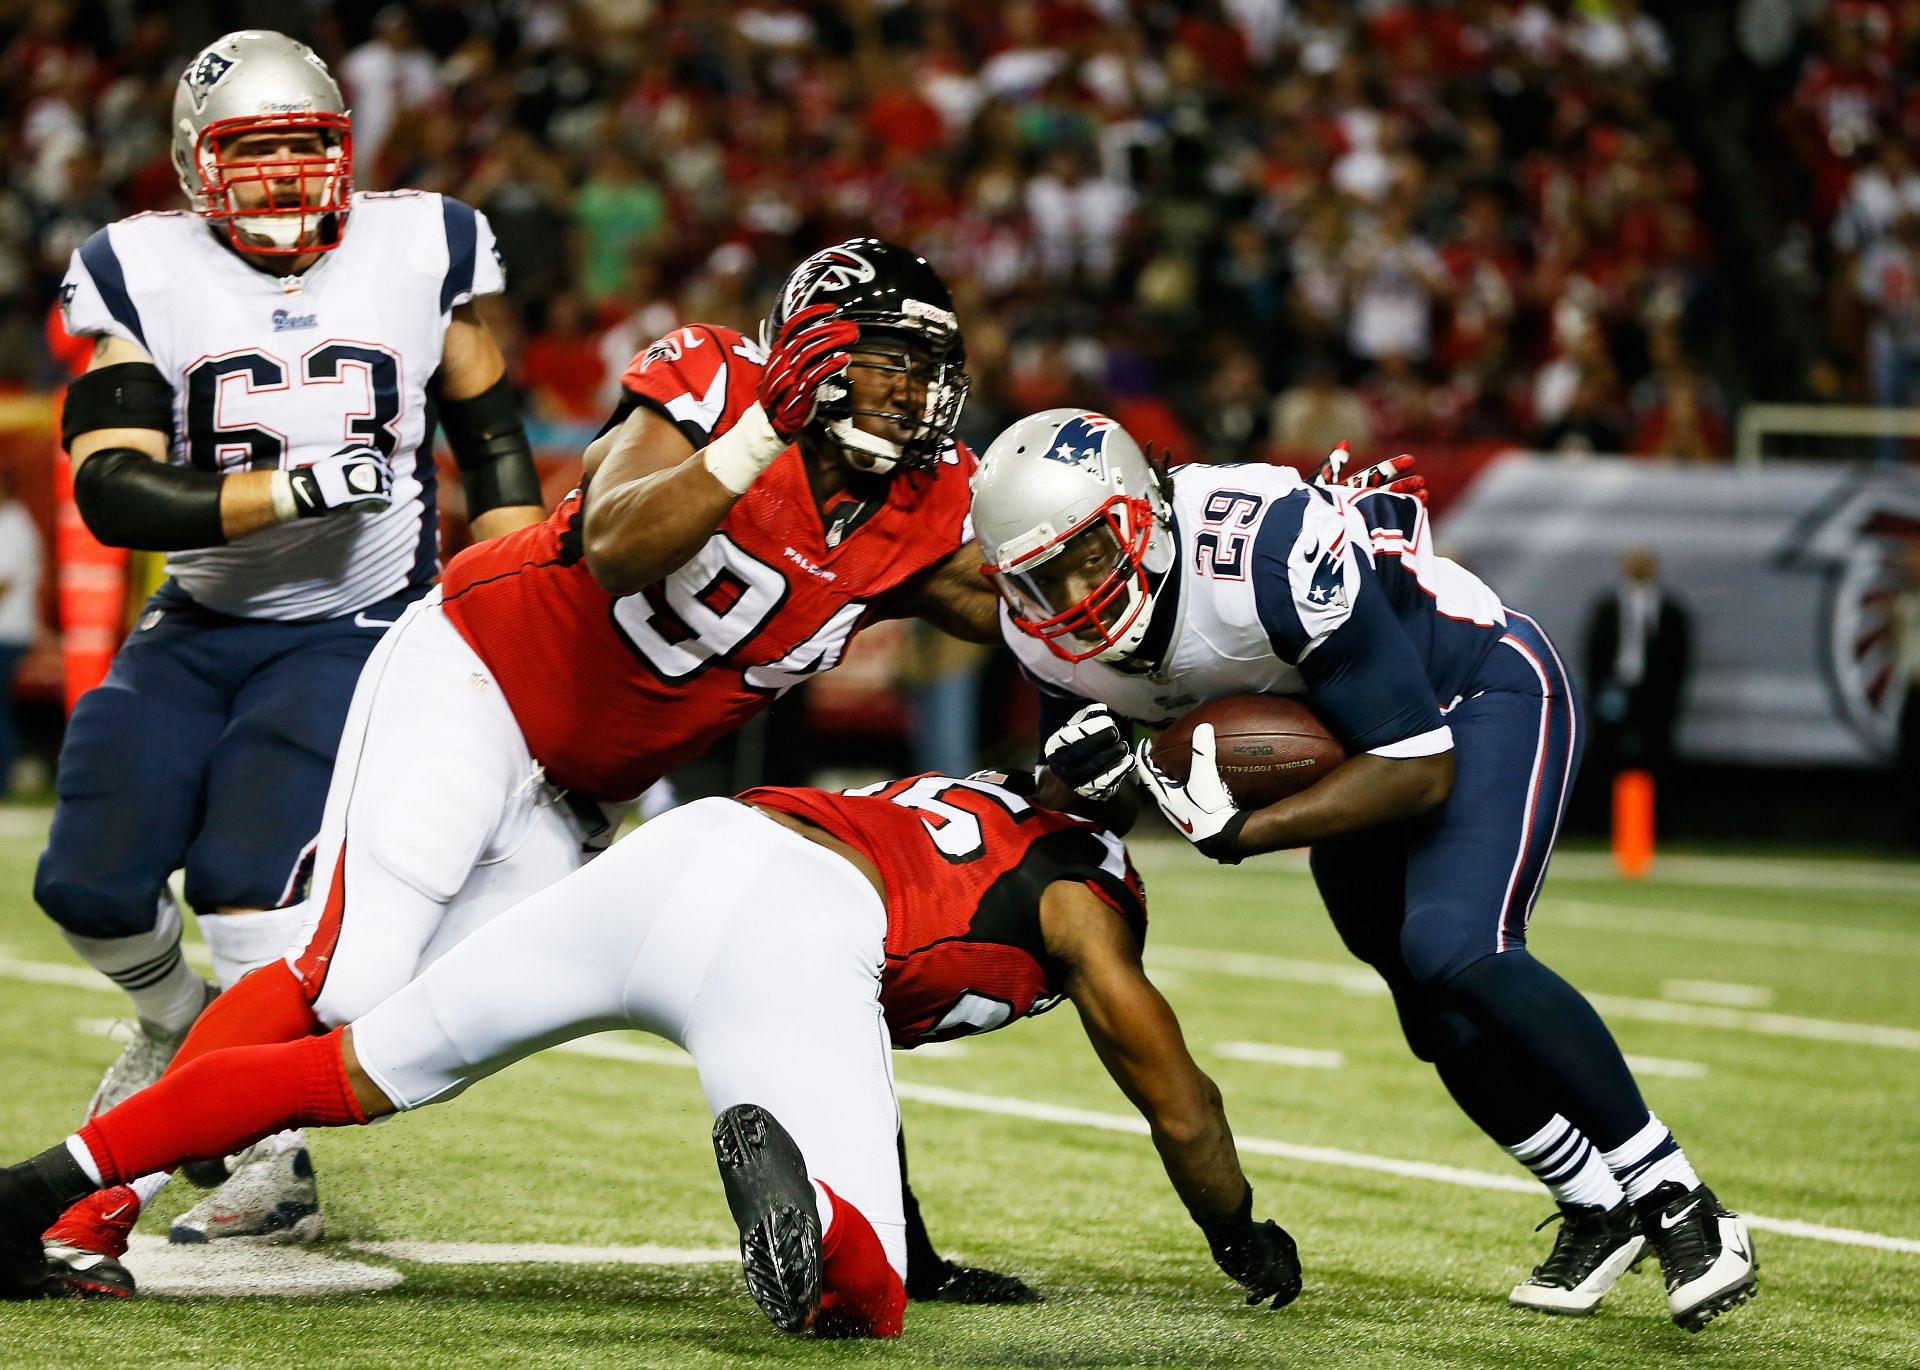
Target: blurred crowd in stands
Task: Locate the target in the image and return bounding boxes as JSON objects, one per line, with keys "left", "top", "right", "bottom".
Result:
{"left": 0, "top": 0, "right": 1915, "bottom": 468}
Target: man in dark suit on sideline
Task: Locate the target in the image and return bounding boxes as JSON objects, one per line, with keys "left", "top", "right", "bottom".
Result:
{"left": 1584, "top": 545, "right": 1691, "bottom": 784}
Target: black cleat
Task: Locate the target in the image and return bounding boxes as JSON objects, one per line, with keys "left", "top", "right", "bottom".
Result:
{"left": 1508, "top": 1200, "right": 1648, "bottom": 1315}
{"left": 40, "top": 1244, "right": 136, "bottom": 1299}
{"left": 1636, "top": 1182, "right": 1758, "bottom": 1332}
{"left": 712, "top": 1104, "right": 822, "bottom": 1333}
{"left": 908, "top": 1260, "right": 1043, "bottom": 1305}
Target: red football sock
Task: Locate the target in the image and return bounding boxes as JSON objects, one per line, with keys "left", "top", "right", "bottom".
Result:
{"left": 74, "top": 1029, "right": 366, "bottom": 1186}
{"left": 815, "top": 1183, "right": 906, "bottom": 1339}
{"left": 168, "top": 959, "right": 324, "bottom": 1077}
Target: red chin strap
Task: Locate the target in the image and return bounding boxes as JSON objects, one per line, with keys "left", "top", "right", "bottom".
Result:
{"left": 195, "top": 112, "right": 353, "bottom": 257}
{"left": 993, "top": 495, "right": 1156, "bottom": 664}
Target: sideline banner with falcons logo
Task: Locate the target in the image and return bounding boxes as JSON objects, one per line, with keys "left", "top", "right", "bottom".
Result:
{"left": 1438, "top": 455, "right": 1920, "bottom": 768}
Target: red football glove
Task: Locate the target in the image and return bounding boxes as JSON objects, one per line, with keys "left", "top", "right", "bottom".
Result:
{"left": 759, "top": 302, "right": 860, "bottom": 444}
{"left": 1314, "top": 440, "right": 1426, "bottom": 500}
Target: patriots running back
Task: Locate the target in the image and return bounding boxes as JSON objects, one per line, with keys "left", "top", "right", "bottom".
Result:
{"left": 970, "top": 410, "right": 1758, "bottom": 1334}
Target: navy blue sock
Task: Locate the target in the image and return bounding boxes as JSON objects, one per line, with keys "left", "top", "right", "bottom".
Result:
{"left": 1444, "top": 949, "right": 1648, "bottom": 1151}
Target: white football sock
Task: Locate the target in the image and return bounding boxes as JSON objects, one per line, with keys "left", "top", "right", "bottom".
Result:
{"left": 1601, "top": 1113, "right": 1702, "bottom": 1204}
{"left": 1506, "top": 1114, "right": 1626, "bottom": 1209}
{"left": 62, "top": 890, "right": 205, "bottom": 1034}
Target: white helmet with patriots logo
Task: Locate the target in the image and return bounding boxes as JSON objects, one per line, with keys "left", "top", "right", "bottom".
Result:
{"left": 170, "top": 30, "right": 353, "bottom": 257}
{"left": 973, "top": 408, "right": 1177, "bottom": 664}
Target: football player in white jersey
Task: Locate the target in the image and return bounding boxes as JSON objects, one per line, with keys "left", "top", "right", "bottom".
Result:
{"left": 969, "top": 411, "right": 1757, "bottom": 1334}
{"left": 33, "top": 30, "right": 545, "bottom": 1282}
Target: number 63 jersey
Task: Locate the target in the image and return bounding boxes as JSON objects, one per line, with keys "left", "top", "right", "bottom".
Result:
{"left": 58, "top": 192, "right": 502, "bottom": 620}
{"left": 439, "top": 322, "right": 977, "bottom": 803}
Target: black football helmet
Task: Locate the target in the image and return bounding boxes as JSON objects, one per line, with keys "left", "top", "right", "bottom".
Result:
{"left": 763, "top": 238, "right": 969, "bottom": 474}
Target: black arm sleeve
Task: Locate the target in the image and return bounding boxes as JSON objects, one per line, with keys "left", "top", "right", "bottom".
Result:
{"left": 436, "top": 373, "right": 543, "bottom": 516}
{"left": 72, "top": 449, "right": 227, "bottom": 550}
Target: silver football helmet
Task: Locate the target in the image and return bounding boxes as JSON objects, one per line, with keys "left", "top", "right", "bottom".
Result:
{"left": 973, "top": 409, "right": 1176, "bottom": 664}
{"left": 170, "top": 31, "right": 353, "bottom": 256}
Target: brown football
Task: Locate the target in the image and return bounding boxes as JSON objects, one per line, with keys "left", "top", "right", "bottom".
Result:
{"left": 1149, "top": 695, "right": 1347, "bottom": 809}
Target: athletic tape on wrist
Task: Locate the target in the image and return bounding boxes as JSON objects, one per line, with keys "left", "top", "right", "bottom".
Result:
{"left": 701, "top": 402, "right": 785, "bottom": 496}
{"left": 270, "top": 470, "right": 298, "bottom": 522}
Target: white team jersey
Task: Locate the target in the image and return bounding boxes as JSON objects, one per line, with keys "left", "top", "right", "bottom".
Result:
{"left": 1006, "top": 461, "right": 1498, "bottom": 755}
{"left": 60, "top": 191, "right": 505, "bottom": 620}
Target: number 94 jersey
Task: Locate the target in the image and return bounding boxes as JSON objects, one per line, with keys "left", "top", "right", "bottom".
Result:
{"left": 58, "top": 192, "right": 503, "bottom": 620}
{"left": 439, "top": 323, "right": 976, "bottom": 803}
{"left": 739, "top": 773, "right": 1148, "bottom": 1049}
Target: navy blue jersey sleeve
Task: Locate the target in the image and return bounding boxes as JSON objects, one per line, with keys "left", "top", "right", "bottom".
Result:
{"left": 1250, "top": 499, "right": 1450, "bottom": 756}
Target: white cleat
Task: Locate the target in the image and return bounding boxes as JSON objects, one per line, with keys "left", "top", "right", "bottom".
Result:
{"left": 169, "top": 1134, "right": 323, "bottom": 1245}
{"left": 86, "top": 980, "right": 219, "bottom": 1119}
{"left": 1636, "top": 1182, "right": 1758, "bottom": 1332}
{"left": 1509, "top": 1199, "right": 1648, "bottom": 1316}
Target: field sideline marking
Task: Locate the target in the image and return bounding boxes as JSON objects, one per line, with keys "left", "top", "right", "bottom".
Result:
{"left": 48, "top": 1021, "right": 1920, "bottom": 1258}
{"left": 1144, "top": 944, "right": 1920, "bottom": 1051}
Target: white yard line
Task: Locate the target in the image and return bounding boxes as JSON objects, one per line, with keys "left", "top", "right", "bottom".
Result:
{"left": 1546, "top": 851, "right": 1920, "bottom": 899}
{"left": 48, "top": 1021, "right": 1920, "bottom": 1257}
{"left": 1145, "top": 945, "right": 1386, "bottom": 995}
{"left": 351, "top": 1240, "right": 734, "bottom": 1266}
{"left": 1215, "top": 1042, "right": 1346, "bottom": 1070}
{"left": 1621, "top": 1054, "right": 1710, "bottom": 1080}
{"left": 1144, "top": 942, "right": 1920, "bottom": 1052}
{"left": 1661, "top": 980, "right": 1774, "bottom": 1009}
{"left": 1547, "top": 899, "right": 1920, "bottom": 959}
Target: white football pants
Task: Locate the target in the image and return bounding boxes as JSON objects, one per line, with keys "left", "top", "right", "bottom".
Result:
{"left": 284, "top": 589, "right": 612, "bottom": 1027}
{"left": 349, "top": 797, "right": 904, "bottom": 1274}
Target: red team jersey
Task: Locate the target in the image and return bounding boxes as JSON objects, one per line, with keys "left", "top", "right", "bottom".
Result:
{"left": 440, "top": 323, "right": 977, "bottom": 800}
{"left": 739, "top": 773, "right": 1149, "bottom": 1048}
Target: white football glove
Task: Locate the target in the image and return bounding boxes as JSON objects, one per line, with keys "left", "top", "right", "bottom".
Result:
{"left": 1044, "top": 703, "right": 1134, "bottom": 802}
{"left": 1133, "top": 724, "right": 1250, "bottom": 864}
{"left": 284, "top": 443, "right": 394, "bottom": 519}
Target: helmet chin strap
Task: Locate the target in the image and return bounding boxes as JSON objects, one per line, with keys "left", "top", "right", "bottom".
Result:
{"left": 829, "top": 418, "right": 902, "bottom": 474}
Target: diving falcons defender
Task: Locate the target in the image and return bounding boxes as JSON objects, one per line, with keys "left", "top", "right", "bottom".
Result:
{"left": 970, "top": 410, "right": 1757, "bottom": 1333}
{"left": 41, "top": 239, "right": 1022, "bottom": 1305}
{"left": 36, "top": 28, "right": 544, "bottom": 1264}
{"left": 0, "top": 770, "right": 1302, "bottom": 1335}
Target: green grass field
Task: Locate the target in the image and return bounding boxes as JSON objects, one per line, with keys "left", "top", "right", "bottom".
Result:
{"left": 1, "top": 803, "right": 1916, "bottom": 1368}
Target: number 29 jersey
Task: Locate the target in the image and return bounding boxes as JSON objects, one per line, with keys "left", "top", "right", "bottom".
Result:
{"left": 59, "top": 192, "right": 503, "bottom": 620}
{"left": 738, "top": 773, "right": 1148, "bottom": 1049}
{"left": 439, "top": 323, "right": 977, "bottom": 803}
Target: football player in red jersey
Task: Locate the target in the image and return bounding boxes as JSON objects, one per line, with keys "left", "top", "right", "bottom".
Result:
{"left": 0, "top": 771, "right": 1303, "bottom": 1336}
{"left": 34, "top": 239, "right": 1013, "bottom": 1298}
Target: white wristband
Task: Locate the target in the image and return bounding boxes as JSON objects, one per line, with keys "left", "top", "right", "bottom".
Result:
{"left": 269, "top": 469, "right": 298, "bottom": 522}
{"left": 700, "top": 403, "right": 786, "bottom": 496}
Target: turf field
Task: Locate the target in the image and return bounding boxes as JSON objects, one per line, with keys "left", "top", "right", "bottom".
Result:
{"left": 0, "top": 802, "right": 1916, "bottom": 1368}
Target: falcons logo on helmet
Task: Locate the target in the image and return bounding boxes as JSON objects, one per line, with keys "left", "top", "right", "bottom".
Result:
{"left": 781, "top": 245, "right": 878, "bottom": 317}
